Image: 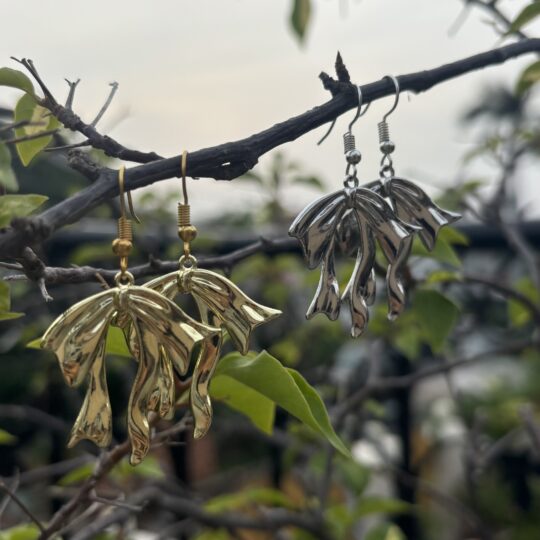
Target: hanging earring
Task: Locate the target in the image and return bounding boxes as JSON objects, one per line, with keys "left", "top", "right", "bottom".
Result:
{"left": 369, "top": 76, "right": 461, "bottom": 316}
{"left": 289, "top": 87, "right": 415, "bottom": 337}
{"left": 41, "top": 166, "right": 219, "bottom": 465}
{"left": 139, "top": 151, "right": 281, "bottom": 439}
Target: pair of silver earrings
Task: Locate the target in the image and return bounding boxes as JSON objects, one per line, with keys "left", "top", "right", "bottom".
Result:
{"left": 289, "top": 76, "right": 461, "bottom": 337}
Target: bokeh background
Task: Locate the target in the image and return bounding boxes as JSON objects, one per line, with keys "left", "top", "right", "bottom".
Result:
{"left": 2, "top": 1, "right": 540, "bottom": 540}
{"left": 2, "top": 0, "right": 540, "bottom": 218}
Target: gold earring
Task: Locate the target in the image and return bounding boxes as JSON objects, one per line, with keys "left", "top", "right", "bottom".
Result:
{"left": 41, "top": 166, "right": 220, "bottom": 465}
{"left": 139, "top": 151, "right": 281, "bottom": 439}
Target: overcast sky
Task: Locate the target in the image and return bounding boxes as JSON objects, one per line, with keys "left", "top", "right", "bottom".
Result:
{"left": 1, "top": 0, "right": 538, "bottom": 219}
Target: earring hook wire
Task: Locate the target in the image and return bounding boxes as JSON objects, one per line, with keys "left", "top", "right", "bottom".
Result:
{"left": 317, "top": 84, "right": 370, "bottom": 145}
{"left": 381, "top": 75, "right": 400, "bottom": 121}
{"left": 181, "top": 150, "right": 189, "bottom": 205}
{"left": 118, "top": 166, "right": 140, "bottom": 223}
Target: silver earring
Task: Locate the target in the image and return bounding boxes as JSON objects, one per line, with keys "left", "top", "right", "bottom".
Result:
{"left": 289, "top": 86, "right": 415, "bottom": 337}
{"left": 369, "top": 76, "right": 461, "bottom": 316}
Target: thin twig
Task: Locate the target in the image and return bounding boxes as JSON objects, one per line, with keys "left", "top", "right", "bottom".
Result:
{"left": 91, "top": 82, "right": 119, "bottom": 127}
{"left": 333, "top": 339, "right": 535, "bottom": 423}
{"left": 4, "top": 129, "right": 59, "bottom": 145}
{"left": 45, "top": 140, "right": 90, "bottom": 152}
{"left": 0, "top": 120, "right": 46, "bottom": 134}
{"left": 520, "top": 404, "right": 540, "bottom": 457}
{"left": 89, "top": 494, "right": 144, "bottom": 512}
{"left": 0, "top": 261, "right": 23, "bottom": 270}
{"left": 2, "top": 39, "right": 540, "bottom": 258}
{"left": 0, "top": 479, "right": 45, "bottom": 532}
{"left": 0, "top": 471, "right": 19, "bottom": 524}
{"left": 64, "top": 78, "right": 81, "bottom": 110}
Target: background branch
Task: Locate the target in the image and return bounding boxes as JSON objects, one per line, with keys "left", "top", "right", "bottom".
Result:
{"left": 1, "top": 40, "right": 539, "bottom": 259}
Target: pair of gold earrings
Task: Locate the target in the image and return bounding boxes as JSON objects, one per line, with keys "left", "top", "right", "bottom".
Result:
{"left": 40, "top": 153, "right": 281, "bottom": 465}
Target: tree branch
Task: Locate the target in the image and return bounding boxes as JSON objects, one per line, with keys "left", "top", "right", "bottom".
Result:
{"left": 37, "top": 416, "right": 190, "bottom": 540}
{"left": 333, "top": 339, "right": 535, "bottom": 422}
{"left": 0, "top": 479, "right": 45, "bottom": 533}
{"left": 2, "top": 237, "right": 298, "bottom": 286}
{"left": 2, "top": 39, "right": 539, "bottom": 259}
{"left": 90, "top": 82, "right": 119, "bottom": 127}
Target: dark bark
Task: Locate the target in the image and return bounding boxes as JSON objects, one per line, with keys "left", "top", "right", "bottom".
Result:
{"left": 1, "top": 40, "right": 540, "bottom": 259}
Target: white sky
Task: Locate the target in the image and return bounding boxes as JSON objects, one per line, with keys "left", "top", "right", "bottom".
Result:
{"left": 1, "top": 0, "right": 538, "bottom": 219}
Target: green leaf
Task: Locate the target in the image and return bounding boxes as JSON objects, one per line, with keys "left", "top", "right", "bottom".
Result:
{"left": 508, "top": 277, "right": 539, "bottom": 327}
{"left": 508, "top": 1, "right": 540, "bottom": 33}
{"left": 335, "top": 458, "right": 370, "bottom": 495}
{"left": 0, "top": 67, "right": 35, "bottom": 96}
{"left": 412, "top": 237, "right": 461, "bottom": 267}
{"left": 29, "top": 325, "right": 131, "bottom": 356}
{"left": 412, "top": 226, "right": 465, "bottom": 268}
{"left": 204, "top": 487, "right": 293, "bottom": 513}
{"left": 0, "top": 524, "right": 40, "bottom": 540}
{"left": 0, "top": 312, "right": 24, "bottom": 321}
{"left": 393, "top": 323, "right": 422, "bottom": 359}
{"left": 365, "top": 524, "right": 405, "bottom": 540}
{"left": 215, "top": 351, "right": 349, "bottom": 456}
{"left": 326, "top": 504, "right": 354, "bottom": 538}
{"left": 291, "top": 175, "right": 324, "bottom": 191}
{"left": 26, "top": 337, "right": 41, "bottom": 349}
{"left": 58, "top": 463, "right": 94, "bottom": 486}
{"left": 425, "top": 270, "right": 462, "bottom": 285}
{"left": 193, "top": 531, "right": 230, "bottom": 540}
{"left": 0, "top": 428, "right": 17, "bottom": 444}
{"left": 111, "top": 456, "right": 165, "bottom": 480}
{"left": 436, "top": 179, "right": 484, "bottom": 210}
{"left": 0, "top": 281, "right": 24, "bottom": 321}
{"left": 14, "top": 94, "right": 59, "bottom": 166}
{"left": 290, "top": 0, "right": 311, "bottom": 43}
{"left": 439, "top": 226, "right": 469, "bottom": 246}
{"left": 104, "top": 326, "right": 131, "bottom": 357}
{"left": 210, "top": 374, "right": 275, "bottom": 434}
{"left": 516, "top": 60, "right": 540, "bottom": 95}
{"left": 69, "top": 242, "right": 115, "bottom": 266}
{"left": 0, "top": 281, "right": 11, "bottom": 313}
{"left": 0, "top": 144, "right": 17, "bottom": 191}
{"left": 353, "top": 497, "right": 411, "bottom": 518}
{"left": 0, "top": 193, "right": 48, "bottom": 227}
{"left": 412, "top": 289, "right": 460, "bottom": 352}
{"left": 238, "top": 171, "right": 263, "bottom": 185}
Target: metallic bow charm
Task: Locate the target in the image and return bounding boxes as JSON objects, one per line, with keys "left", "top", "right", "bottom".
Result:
{"left": 141, "top": 263, "right": 282, "bottom": 439}
{"left": 370, "top": 177, "right": 461, "bottom": 250}
{"left": 289, "top": 186, "right": 415, "bottom": 337}
{"left": 41, "top": 279, "right": 219, "bottom": 465}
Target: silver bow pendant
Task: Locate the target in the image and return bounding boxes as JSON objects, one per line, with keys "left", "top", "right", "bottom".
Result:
{"left": 289, "top": 177, "right": 461, "bottom": 337}
{"left": 290, "top": 77, "right": 462, "bottom": 337}
{"left": 289, "top": 186, "right": 415, "bottom": 337}
{"left": 370, "top": 177, "right": 461, "bottom": 250}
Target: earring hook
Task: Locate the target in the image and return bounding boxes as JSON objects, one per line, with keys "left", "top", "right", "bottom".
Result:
{"left": 381, "top": 75, "right": 400, "bottom": 122}
{"left": 347, "top": 85, "right": 370, "bottom": 133}
{"left": 181, "top": 150, "right": 189, "bottom": 205}
{"left": 118, "top": 166, "right": 140, "bottom": 223}
{"left": 317, "top": 84, "right": 370, "bottom": 145}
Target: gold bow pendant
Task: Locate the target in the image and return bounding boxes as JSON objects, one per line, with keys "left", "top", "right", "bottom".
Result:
{"left": 40, "top": 166, "right": 220, "bottom": 465}
{"left": 41, "top": 275, "right": 219, "bottom": 465}
{"left": 141, "top": 260, "right": 281, "bottom": 439}
{"left": 136, "top": 151, "right": 281, "bottom": 439}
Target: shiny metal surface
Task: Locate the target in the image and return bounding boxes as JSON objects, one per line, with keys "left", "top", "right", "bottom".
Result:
{"left": 289, "top": 186, "right": 416, "bottom": 336}
{"left": 41, "top": 283, "right": 219, "bottom": 465}
{"left": 143, "top": 266, "right": 281, "bottom": 439}
{"left": 380, "top": 177, "right": 461, "bottom": 250}
{"left": 290, "top": 174, "right": 461, "bottom": 336}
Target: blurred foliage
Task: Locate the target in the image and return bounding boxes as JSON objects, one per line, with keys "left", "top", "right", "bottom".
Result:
{"left": 2, "top": 2, "right": 540, "bottom": 539}
{"left": 290, "top": 0, "right": 312, "bottom": 44}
